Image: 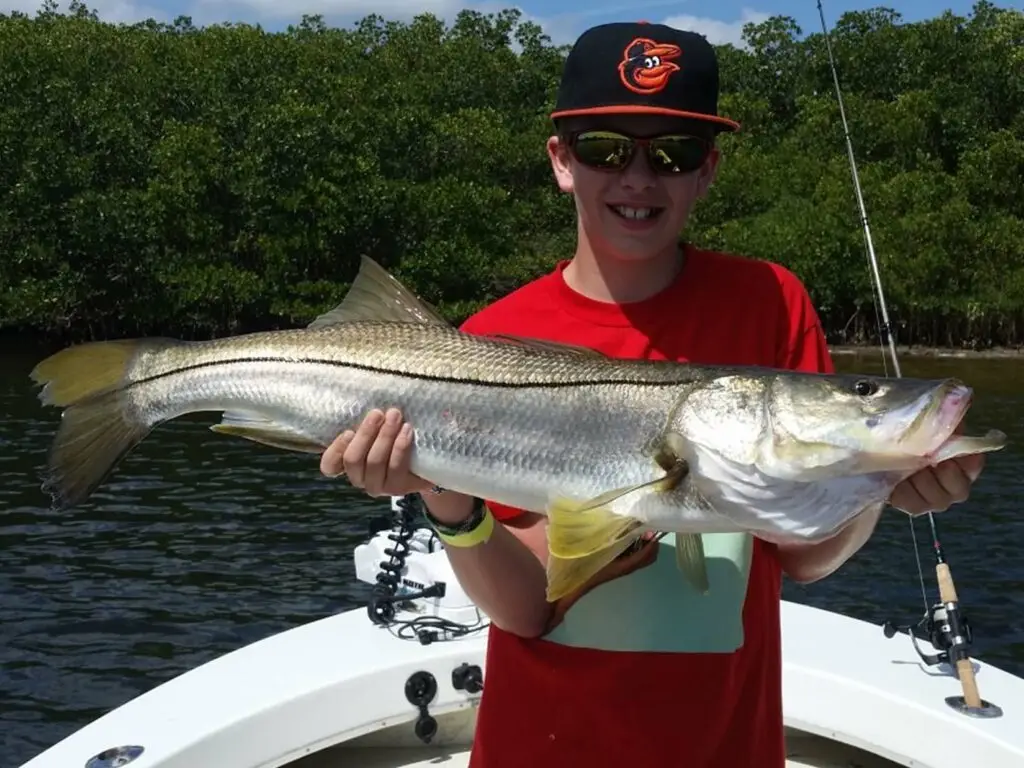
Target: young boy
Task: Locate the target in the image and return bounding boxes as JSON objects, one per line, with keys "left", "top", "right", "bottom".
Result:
{"left": 320, "top": 21, "right": 984, "bottom": 767}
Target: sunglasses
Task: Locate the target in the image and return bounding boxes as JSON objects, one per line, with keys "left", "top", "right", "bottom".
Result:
{"left": 568, "top": 130, "right": 711, "bottom": 175}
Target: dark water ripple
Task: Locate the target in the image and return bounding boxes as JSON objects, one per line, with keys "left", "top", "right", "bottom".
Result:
{"left": 1, "top": 350, "right": 1023, "bottom": 766}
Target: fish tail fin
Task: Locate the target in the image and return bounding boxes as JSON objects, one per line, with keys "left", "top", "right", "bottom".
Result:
{"left": 31, "top": 339, "right": 154, "bottom": 407}
{"left": 31, "top": 339, "right": 167, "bottom": 509}
{"left": 675, "top": 533, "right": 709, "bottom": 594}
{"left": 42, "top": 395, "right": 153, "bottom": 510}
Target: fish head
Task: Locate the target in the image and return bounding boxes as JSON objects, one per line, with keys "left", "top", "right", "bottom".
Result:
{"left": 669, "top": 370, "right": 1006, "bottom": 544}
{"left": 761, "top": 372, "right": 995, "bottom": 479}
{"left": 675, "top": 372, "right": 1004, "bottom": 483}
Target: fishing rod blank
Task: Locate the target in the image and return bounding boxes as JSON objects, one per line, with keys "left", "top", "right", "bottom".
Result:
{"left": 814, "top": 0, "right": 1001, "bottom": 719}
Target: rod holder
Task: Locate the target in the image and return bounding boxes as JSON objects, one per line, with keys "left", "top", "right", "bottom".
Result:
{"left": 944, "top": 695, "right": 1003, "bottom": 719}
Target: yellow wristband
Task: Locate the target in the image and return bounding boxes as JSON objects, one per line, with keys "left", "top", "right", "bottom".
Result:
{"left": 436, "top": 505, "right": 495, "bottom": 548}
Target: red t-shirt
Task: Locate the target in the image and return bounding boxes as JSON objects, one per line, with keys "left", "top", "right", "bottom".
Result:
{"left": 459, "top": 245, "right": 834, "bottom": 767}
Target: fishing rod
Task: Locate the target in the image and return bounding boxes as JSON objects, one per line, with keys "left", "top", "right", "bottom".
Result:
{"left": 814, "top": 0, "right": 1001, "bottom": 719}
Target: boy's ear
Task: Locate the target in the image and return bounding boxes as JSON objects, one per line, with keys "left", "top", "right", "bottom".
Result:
{"left": 547, "top": 135, "right": 574, "bottom": 194}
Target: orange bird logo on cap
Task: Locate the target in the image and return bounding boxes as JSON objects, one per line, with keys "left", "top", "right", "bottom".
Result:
{"left": 618, "top": 37, "right": 682, "bottom": 94}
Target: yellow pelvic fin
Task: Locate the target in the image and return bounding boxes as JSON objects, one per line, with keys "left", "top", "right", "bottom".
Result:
{"left": 307, "top": 256, "right": 450, "bottom": 328}
{"left": 545, "top": 495, "right": 644, "bottom": 602}
{"left": 546, "top": 538, "right": 643, "bottom": 603}
{"left": 547, "top": 494, "right": 644, "bottom": 560}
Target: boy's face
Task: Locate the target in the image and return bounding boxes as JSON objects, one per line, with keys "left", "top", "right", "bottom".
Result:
{"left": 547, "top": 114, "right": 719, "bottom": 264}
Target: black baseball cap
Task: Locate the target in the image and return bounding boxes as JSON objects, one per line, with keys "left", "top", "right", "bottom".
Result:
{"left": 551, "top": 21, "right": 740, "bottom": 133}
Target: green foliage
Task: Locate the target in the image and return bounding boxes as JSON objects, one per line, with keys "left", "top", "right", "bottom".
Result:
{"left": 1, "top": 1, "right": 1021, "bottom": 349}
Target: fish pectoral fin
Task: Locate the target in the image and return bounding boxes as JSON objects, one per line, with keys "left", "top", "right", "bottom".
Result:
{"left": 565, "top": 465, "right": 689, "bottom": 514}
{"left": 210, "top": 410, "right": 326, "bottom": 454}
{"left": 657, "top": 455, "right": 711, "bottom": 594}
{"left": 308, "top": 256, "right": 450, "bottom": 328}
{"left": 487, "top": 334, "right": 607, "bottom": 358}
{"left": 545, "top": 495, "right": 645, "bottom": 602}
{"left": 675, "top": 533, "right": 709, "bottom": 594}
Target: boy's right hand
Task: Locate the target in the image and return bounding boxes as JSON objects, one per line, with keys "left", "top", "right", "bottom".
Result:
{"left": 320, "top": 408, "right": 434, "bottom": 498}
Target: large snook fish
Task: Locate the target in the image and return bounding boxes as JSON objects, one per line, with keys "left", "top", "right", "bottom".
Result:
{"left": 30, "top": 257, "right": 1007, "bottom": 601}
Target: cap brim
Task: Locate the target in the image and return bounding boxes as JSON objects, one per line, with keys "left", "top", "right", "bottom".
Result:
{"left": 550, "top": 105, "right": 740, "bottom": 132}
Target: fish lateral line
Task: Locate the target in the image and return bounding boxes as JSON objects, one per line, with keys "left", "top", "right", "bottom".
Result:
{"left": 119, "top": 354, "right": 705, "bottom": 391}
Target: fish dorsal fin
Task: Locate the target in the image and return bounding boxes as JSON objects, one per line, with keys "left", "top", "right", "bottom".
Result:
{"left": 308, "top": 256, "right": 450, "bottom": 328}
{"left": 488, "top": 334, "right": 607, "bottom": 359}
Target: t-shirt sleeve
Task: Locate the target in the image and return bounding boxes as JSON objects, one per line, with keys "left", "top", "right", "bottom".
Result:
{"left": 457, "top": 312, "right": 486, "bottom": 337}
{"left": 777, "top": 273, "right": 835, "bottom": 375}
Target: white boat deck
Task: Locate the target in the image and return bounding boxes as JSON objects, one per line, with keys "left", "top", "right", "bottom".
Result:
{"left": 18, "top": 528, "right": 1024, "bottom": 768}
{"left": 293, "top": 711, "right": 906, "bottom": 767}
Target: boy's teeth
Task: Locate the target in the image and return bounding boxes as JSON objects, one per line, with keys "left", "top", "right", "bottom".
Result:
{"left": 614, "top": 206, "right": 654, "bottom": 219}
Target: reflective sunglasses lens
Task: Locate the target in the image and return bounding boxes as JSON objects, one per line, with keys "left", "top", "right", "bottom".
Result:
{"left": 647, "top": 136, "right": 710, "bottom": 173}
{"left": 572, "top": 131, "right": 709, "bottom": 174}
{"left": 572, "top": 131, "right": 635, "bottom": 170}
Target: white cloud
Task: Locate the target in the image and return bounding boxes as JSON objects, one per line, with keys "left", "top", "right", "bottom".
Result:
{"left": 662, "top": 7, "right": 770, "bottom": 48}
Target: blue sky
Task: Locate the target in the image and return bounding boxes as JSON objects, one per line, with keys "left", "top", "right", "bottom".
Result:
{"left": 0, "top": 0, "right": 1000, "bottom": 47}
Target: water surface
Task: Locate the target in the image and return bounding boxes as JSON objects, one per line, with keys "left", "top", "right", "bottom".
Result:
{"left": 2, "top": 345, "right": 1022, "bottom": 765}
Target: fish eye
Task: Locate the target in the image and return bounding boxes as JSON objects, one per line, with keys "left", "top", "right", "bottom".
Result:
{"left": 853, "top": 379, "right": 879, "bottom": 397}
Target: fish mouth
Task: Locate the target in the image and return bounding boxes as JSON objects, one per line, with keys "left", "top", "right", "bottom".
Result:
{"left": 899, "top": 381, "right": 973, "bottom": 458}
{"left": 925, "top": 383, "right": 973, "bottom": 456}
